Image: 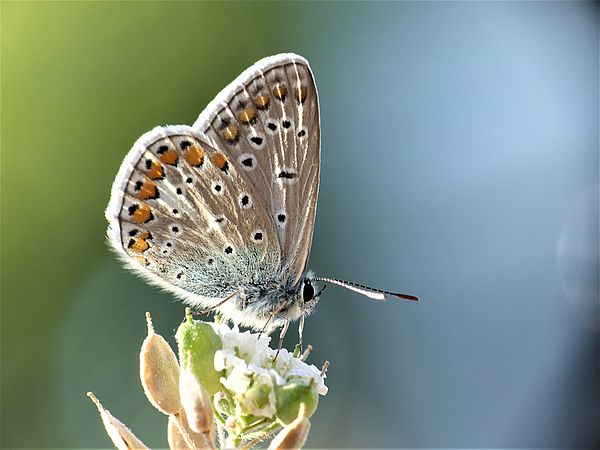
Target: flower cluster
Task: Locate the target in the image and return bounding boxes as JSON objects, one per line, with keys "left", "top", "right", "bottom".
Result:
{"left": 88, "top": 309, "right": 328, "bottom": 449}
{"left": 213, "top": 321, "right": 327, "bottom": 413}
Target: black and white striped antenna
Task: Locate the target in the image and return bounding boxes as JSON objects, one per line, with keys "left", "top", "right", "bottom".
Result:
{"left": 315, "top": 276, "right": 419, "bottom": 302}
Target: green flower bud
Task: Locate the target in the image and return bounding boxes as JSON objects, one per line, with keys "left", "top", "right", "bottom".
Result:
{"left": 238, "top": 382, "right": 273, "bottom": 417}
{"left": 234, "top": 372, "right": 276, "bottom": 417}
{"left": 213, "top": 391, "right": 234, "bottom": 416}
{"left": 275, "top": 381, "right": 318, "bottom": 425}
{"left": 175, "top": 308, "right": 223, "bottom": 396}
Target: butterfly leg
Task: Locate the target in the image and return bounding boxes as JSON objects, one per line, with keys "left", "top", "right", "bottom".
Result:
{"left": 274, "top": 320, "right": 290, "bottom": 360}
{"left": 321, "top": 360, "right": 329, "bottom": 377}
{"left": 258, "top": 314, "right": 274, "bottom": 339}
{"left": 298, "top": 315, "right": 305, "bottom": 353}
{"left": 196, "top": 290, "right": 239, "bottom": 315}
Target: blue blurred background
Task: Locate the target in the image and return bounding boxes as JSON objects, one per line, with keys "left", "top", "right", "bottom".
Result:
{"left": 2, "top": 1, "right": 598, "bottom": 447}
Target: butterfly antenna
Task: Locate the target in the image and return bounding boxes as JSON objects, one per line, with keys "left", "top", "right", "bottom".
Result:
{"left": 316, "top": 284, "right": 327, "bottom": 297}
{"left": 315, "top": 277, "right": 419, "bottom": 302}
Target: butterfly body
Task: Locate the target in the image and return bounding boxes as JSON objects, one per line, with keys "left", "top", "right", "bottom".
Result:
{"left": 106, "top": 54, "right": 418, "bottom": 332}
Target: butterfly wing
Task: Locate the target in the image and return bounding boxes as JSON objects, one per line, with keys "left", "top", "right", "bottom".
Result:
{"left": 105, "top": 125, "right": 282, "bottom": 321}
{"left": 192, "top": 53, "right": 321, "bottom": 285}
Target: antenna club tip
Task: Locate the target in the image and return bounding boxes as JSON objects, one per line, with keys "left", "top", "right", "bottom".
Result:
{"left": 390, "top": 293, "right": 419, "bottom": 302}
{"left": 317, "top": 276, "right": 419, "bottom": 302}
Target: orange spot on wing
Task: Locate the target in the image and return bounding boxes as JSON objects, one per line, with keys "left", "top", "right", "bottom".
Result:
{"left": 223, "top": 124, "right": 239, "bottom": 142}
{"left": 211, "top": 153, "right": 229, "bottom": 172}
{"left": 138, "top": 181, "right": 159, "bottom": 200}
{"left": 134, "top": 256, "right": 149, "bottom": 266}
{"left": 146, "top": 162, "right": 164, "bottom": 180}
{"left": 254, "top": 94, "right": 270, "bottom": 110}
{"left": 132, "top": 204, "right": 153, "bottom": 223}
{"left": 295, "top": 85, "right": 307, "bottom": 103}
{"left": 159, "top": 149, "right": 178, "bottom": 166}
{"left": 129, "top": 231, "right": 152, "bottom": 253}
{"left": 237, "top": 107, "right": 256, "bottom": 124}
{"left": 184, "top": 145, "right": 205, "bottom": 167}
{"left": 273, "top": 85, "right": 288, "bottom": 100}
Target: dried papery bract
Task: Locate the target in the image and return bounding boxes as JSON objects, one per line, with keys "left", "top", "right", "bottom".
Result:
{"left": 87, "top": 392, "right": 149, "bottom": 450}
{"left": 140, "top": 312, "right": 181, "bottom": 415}
{"left": 168, "top": 410, "right": 214, "bottom": 450}
{"left": 179, "top": 366, "right": 215, "bottom": 434}
{"left": 168, "top": 416, "right": 193, "bottom": 450}
{"left": 268, "top": 403, "right": 310, "bottom": 450}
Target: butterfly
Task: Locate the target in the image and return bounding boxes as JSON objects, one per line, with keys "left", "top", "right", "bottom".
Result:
{"left": 105, "top": 53, "right": 417, "bottom": 340}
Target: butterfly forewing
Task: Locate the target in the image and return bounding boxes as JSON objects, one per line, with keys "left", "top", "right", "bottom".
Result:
{"left": 193, "top": 54, "right": 321, "bottom": 284}
{"left": 106, "top": 125, "right": 281, "bottom": 306}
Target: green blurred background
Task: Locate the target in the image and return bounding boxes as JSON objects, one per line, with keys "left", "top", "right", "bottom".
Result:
{"left": 2, "top": 1, "right": 598, "bottom": 448}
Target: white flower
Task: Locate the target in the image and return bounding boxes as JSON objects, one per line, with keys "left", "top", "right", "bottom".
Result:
{"left": 210, "top": 322, "right": 327, "bottom": 418}
{"left": 287, "top": 359, "right": 328, "bottom": 396}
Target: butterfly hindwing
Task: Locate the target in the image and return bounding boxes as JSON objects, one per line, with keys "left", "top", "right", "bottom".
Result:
{"left": 106, "top": 125, "right": 281, "bottom": 308}
{"left": 193, "top": 53, "right": 321, "bottom": 284}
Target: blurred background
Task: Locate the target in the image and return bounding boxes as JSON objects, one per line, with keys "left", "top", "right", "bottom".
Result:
{"left": 2, "top": 1, "right": 598, "bottom": 448}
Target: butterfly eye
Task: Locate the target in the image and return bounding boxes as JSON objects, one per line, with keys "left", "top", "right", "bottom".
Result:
{"left": 302, "top": 279, "right": 315, "bottom": 303}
